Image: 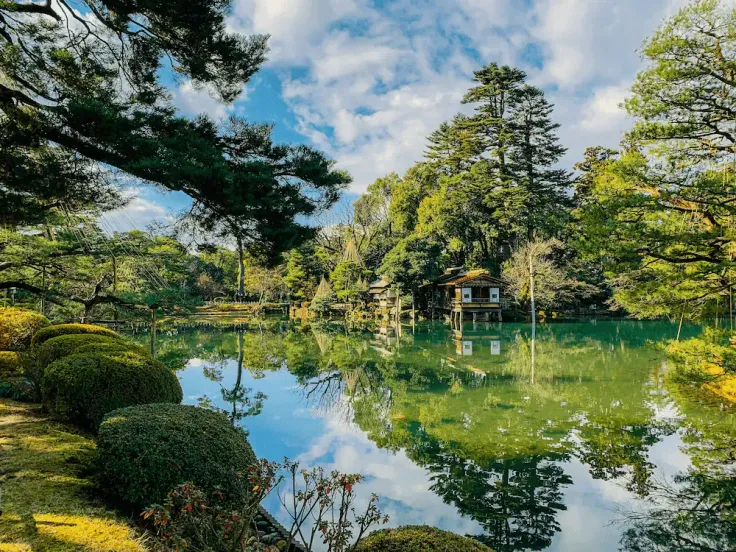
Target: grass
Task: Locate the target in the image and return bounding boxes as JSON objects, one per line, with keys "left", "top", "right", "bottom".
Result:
{"left": 0, "top": 399, "right": 146, "bottom": 551}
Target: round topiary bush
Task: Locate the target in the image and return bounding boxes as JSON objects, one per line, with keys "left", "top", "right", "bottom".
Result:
{"left": 31, "top": 323, "right": 121, "bottom": 348}
{"left": 42, "top": 351, "right": 182, "bottom": 429}
{"left": 0, "top": 351, "right": 21, "bottom": 380}
{"left": 0, "top": 308, "right": 50, "bottom": 351}
{"left": 96, "top": 403, "right": 258, "bottom": 508}
{"left": 35, "top": 334, "right": 145, "bottom": 371}
{"left": 356, "top": 526, "right": 493, "bottom": 552}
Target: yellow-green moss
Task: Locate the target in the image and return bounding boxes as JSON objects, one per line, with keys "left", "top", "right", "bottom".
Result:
{"left": 0, "top": 399, "right": 146, "bottom": 551}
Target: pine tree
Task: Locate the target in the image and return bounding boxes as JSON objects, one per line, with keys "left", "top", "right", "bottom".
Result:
{"left": 508, "top": 86, "right": 571, "bottom": 240}
{"left": 424, "top": 115, "right": 480, "bottom": 175}
{"left": 462, "top": 63, "right": 527, "bottom": 182}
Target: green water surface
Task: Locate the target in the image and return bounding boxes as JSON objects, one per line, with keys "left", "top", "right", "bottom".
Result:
{"left": 135, "top": 319, "right": 736, "bottom": 552}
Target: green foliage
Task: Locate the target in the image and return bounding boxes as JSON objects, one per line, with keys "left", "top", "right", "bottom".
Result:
{"left": 0, "top": 351, "right": 33, "bottom": 401}
{"left": 42, "top": 350, "right": 182, "bottom": 429}
{"left": 576, "top": 1, "right": 736, "bottom": 319}
{"left": 0, "top": 0, "right": 272, "bottom": 228}
{"left": 330, "top": 260, "right": 371, "bottom": 303}
{"left": 356, "top": 526, "right": 492, "bottom": 552}
{"left": 32, "top": 323, "right": 121, "bottom": 348}
{"left": 379, "top": 235, "right": 444, "bottom": 292}
{"left": 666, "top": 329, "right": 736, "bottom": 375}
{"left": 411, "top": 63, "right": 571, "bottom": 269}
{"left": 96, "top": 403, "right": 257, "bottom": 508}
{"left": 142, "top": 476, "right": 276, "bottom": 552}
{"left": 309, "top": 292, "right": 338, "bottom": 315}
{"left": 35, "top": 334, "right": 144, "bottom": 371}
{"left": 0, "top": 307, "right": 50, "bottom": 351}
{"left": 0, "top": 350, "right": 20, "bottom": 379}
{"left": 284, "top": 244, "right": 322, "bottom": 300}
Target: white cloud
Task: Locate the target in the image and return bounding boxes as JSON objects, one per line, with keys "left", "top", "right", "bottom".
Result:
{"left": 291, "top": 402, "right": 484, "bottom": 534}
{"left": 173, "top": 80, "right": 234, "bottom": 120}
{"left": 579, "top": 83, "right": 631, "bottom": 133}
{"left": 100, "top": 197, "right": 170, "bottom": 233}
{"left": 224, "top": 0, "right": 696, "bottom": 192}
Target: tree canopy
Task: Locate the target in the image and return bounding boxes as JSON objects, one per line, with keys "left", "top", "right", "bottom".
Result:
{"left": 1, "top": 0, "right": 349, "bottom": 260}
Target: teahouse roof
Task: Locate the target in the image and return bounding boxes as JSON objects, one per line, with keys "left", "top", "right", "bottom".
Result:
{"left": 434, "top": 269, "right": 505, "bottom": 287}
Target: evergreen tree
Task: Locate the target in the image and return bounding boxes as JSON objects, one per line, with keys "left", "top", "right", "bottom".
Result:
{"left": 424, "top": 115, "right": 480, "bottom": 175}
{"left": 284, "top": 245, "right": 322, "bottom": 301}
{"left": 462, "top": 63, "right": 526, "bottom": 182}
{"left": 508, "top": 86, "right": 571, "bottom": 240}
{"left": 0, "top": 0, "right": 349, "bottom": 263}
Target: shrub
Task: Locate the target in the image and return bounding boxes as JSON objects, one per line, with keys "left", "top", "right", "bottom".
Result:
{"left": 42, "top": 351, "right": 182, "bottom": 429}
{"left": 28, "top": 334, "right": 147, "bottom": 401}
{"left": 96, "top": 403, "right": 257, "bottom": 508}
{"left": 0, "top": 351, "right": 21, "bottom": 380}
{"left": 0, "top": 377, "right": 36, "bottom": 402}
{"left": 35, "top": 334, "right": 144, "bottom": 371}
{"left": 0, "top": 307, "right": 50, "bottom": 351}
{"left": 31, "top": 323, "right": 121, "bottom": 348}
{"left": 355, "top": 526, "right": 493, "bottom": 552}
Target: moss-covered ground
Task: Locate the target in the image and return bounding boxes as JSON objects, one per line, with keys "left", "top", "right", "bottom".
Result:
{"left": 0, "top": 399, "right": 146, "bottom": 551}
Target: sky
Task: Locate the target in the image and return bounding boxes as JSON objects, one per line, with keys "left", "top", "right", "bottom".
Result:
{"left": 112, "top": 0, "right": 691, "bottom": 232}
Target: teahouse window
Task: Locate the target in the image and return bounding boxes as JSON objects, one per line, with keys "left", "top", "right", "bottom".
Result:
{"left": 490, "top": 288, "right": 499, "bottom": 301}
{"left": 462, "top": 287, "right": 472, "bottom": 303}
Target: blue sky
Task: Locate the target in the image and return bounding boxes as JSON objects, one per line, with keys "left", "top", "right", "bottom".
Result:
{"left": 111, "top": 0, "right": 691, "bottom": 232}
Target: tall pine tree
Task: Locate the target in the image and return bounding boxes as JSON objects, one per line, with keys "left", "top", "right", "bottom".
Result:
{"left": 508, "top": 85, "right": 570, "bottom": 240}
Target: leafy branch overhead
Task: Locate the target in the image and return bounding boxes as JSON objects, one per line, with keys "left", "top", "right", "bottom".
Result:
{"left": 0, "top": 0, "right": 350, "bottom": 258}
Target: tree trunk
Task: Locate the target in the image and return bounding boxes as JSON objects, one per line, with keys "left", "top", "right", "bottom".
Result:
{"left": 529, "top": 251, "right": 536, "bottom": 326}
{"left": 232, "top": 330, "right": 244, "bottom": 425}
{"left": 236, "top": 236, "right": 245, "bottom": 302}
{"left": 529, "top": 250, "right": 536, "bottom": 384}
{"left": 40, "top": 266, "right": 47, "bottom": 316}
{"left": 150, "top": 308, "right": 157, "bottom": 358}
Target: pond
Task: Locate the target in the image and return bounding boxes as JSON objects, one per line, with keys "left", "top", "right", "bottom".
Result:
{"left": 133, "top": 319, "right": 736, "bottom": 552}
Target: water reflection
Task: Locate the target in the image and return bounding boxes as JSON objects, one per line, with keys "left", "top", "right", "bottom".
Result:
{"left": 136, "top": 319, "right": 736, "bottom": 552}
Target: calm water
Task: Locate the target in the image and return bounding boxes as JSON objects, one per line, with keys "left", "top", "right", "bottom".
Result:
{"left": 134, "top": 319, "right": 736, "bottom": 552}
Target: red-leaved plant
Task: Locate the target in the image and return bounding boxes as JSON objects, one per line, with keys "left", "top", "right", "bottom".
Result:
{"left": 142, "top": 458, "right": 387, "bottom": 552}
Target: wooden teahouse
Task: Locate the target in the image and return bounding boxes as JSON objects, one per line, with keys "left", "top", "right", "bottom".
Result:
{"left": 422, "top": 268, "right": 505, "bottom": 323}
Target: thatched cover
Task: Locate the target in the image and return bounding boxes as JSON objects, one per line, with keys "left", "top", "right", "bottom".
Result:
{"left": 313, "top": 275, "right": 334, "bottom": 299}
{"left": 341, "top": 240, "right": 364, "bottom": 266}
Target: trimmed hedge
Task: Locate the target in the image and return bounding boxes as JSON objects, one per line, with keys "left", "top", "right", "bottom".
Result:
{"left": 0, "top": 351, "right": 21, "bottom": 380}
{"left": 42, "top": 351, "right": 182, "bottom": 429}
{"left": 96, "top": 403, "right": 258, "bottom": 508}
{"left": 35, "top": 334, "right": 145, "bottom": 371}
{"left": 356, "top": 526, "right": 493, "bottom": 552}
{"left": 0, "top": 308, "right": 50, "bottom": 351}
{"left": 31, "top": 323, "right": 121, "bottom": 348}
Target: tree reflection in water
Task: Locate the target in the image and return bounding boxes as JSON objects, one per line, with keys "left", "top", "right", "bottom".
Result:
{"left": 137, "top": 319, "right": 736, "bottom": 551}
